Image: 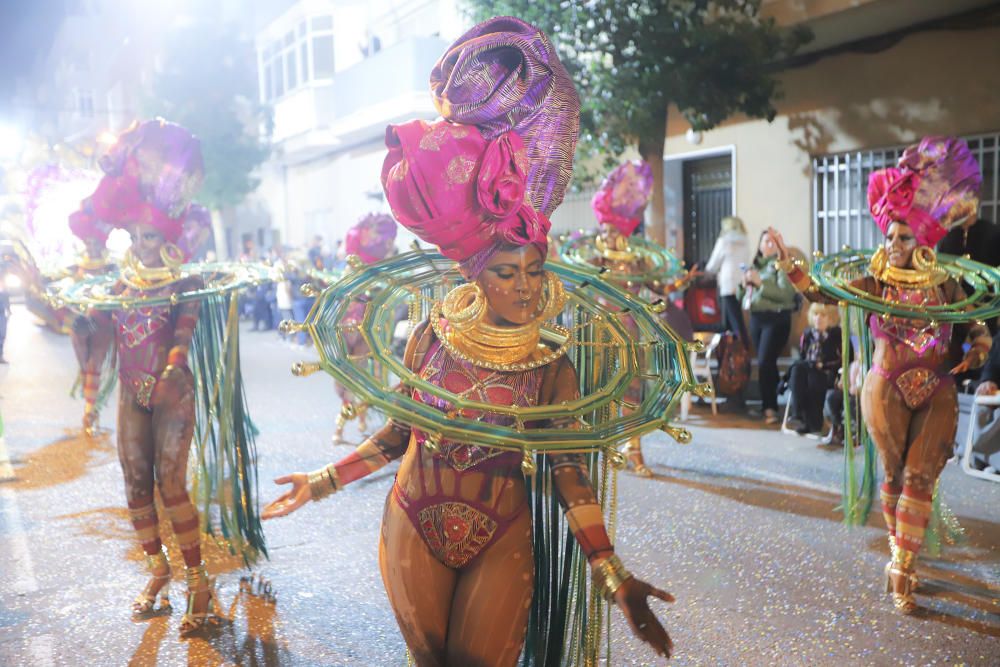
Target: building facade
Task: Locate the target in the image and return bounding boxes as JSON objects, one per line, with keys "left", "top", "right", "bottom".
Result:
{"left": 660, "top": 0, "right": 1000, "bottom": 267}
{"left": 249, "top": 0, "right": 463, "bottom": 256}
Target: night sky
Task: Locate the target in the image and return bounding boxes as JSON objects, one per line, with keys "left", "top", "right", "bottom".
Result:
{"left": 0, "top": 0, "right": 68, "bottom": 113}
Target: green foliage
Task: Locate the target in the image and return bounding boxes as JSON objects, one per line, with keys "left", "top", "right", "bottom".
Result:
{"left": 145, "top": 21, "right": 271, "bottom": 210}
{"left": 464, "top": 0, "right": 811, "bottom": 178}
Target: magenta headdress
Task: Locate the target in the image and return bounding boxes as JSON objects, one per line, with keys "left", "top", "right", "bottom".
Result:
{"left": 68, "top": 201, "right": 113, "bottom": 245}
{"left": 344, "top": 212, "right": 398, "bottom": 264}
{"left": 383, "top": 17, "right": 580, "bottom": 279}
{"left": 87, "top": 119, "right": 207, "bottom": 258}
{"left": 591, "top": 160, "right": 654, "bottom": 237}
{"left": 867, "top": 136, "right": 981, "bottom": 247}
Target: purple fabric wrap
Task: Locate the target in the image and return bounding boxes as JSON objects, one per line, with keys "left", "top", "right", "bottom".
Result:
{"left": 99, "top": 118, "right": 205, "bottom": 219}
{"left": 430, "top": 16, "right": 580, "bottom": 219}
{"left": 345, "top": 212, "right": 398, "bottom": 264}
{"left": 896, "top": 136, "right": 982, "bottom": 231}
{"left": 591, "top": 160, "right": 654, "bottom": 235}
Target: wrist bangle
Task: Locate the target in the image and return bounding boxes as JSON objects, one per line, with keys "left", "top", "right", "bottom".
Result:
{"left": 592, "top": 554, "right": 633, "bottom": 601}
{"left": 167, "top": 346, "right": 188, "bottom": 367}
{"left": 308, "top": 464, "right": 341, "bottom": 501}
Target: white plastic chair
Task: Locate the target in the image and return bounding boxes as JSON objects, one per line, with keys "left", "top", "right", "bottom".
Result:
{"left": 961, "top": 393, "right": 1000, "bottom": 484}
{"left": 680, "top": 332, "right": 720, "bottom": 420}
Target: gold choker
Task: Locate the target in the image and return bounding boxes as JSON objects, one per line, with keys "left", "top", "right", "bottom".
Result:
{"left": 595, "top": 235, "right": 637, "bottom": 262}
{"left": 432, "top": 278, "right": 569, "bottom": 371}
{"left": 869, "top": 246, "right": 947, "bottom": 290}
{"left": 121, "top": 250, "right": 183, "bottom": 290}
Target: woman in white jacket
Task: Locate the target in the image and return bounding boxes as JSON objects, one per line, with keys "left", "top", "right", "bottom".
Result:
{"left": 704, "top": 216, "right": 751, "bottom": 342}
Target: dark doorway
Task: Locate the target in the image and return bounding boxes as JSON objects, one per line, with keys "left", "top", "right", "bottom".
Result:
{"left": 682, "top": 155, "right": 732, "bottom": 267}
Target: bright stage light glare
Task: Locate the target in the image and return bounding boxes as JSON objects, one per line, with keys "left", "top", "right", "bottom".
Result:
{"left": 0, "top": 123, "right": 24, "bottom": 161}
{"left": 4, "top": 273, "right": 22, "bottom": 290}
{"left": 97, "top": 131, "right": 117, "bottom": 146}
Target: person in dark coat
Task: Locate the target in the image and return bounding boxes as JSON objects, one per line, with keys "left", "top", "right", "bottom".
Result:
{"left": 786, "top": 303, "right": 842, "bottom": 434}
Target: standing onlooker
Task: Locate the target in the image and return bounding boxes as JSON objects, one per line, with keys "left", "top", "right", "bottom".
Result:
{"left": 275, "top": 268, "right": 294, "bottom": 338}
{"left": 0, "top": 285, "right": 9, "bottom": 363}
{"left": 704, "top": 215, "right": 751, "bottom": 342}
{"left": 742, "top": 230, "right": 798, "bottom": 424}
{"left": 308, "top": 235, "right": 325, "bottom": 270}
{"left": 786, "top": 303, "right": 842, "bottom": 434}
{"left": 968, "top": 320, "right": 1000, "bottom": 469}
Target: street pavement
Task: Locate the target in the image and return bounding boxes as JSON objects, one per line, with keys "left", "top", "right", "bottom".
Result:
{"left": 1, "top": 303, "right": 998, "bottom": 666}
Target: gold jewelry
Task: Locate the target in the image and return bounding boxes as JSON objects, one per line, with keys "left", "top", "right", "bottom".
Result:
{"left": 595, "top": 234, "right": 637, "bottom": 262}
{"left": 78, "top": 251, "right": 110, "bottom": 272}
{"left": 160, "top": 242, "right": 185, "bottom": 270}
{"left": 869, "top": 246, "right": 947, "bottom": 289}
{"left": 308, "top": 464, "right": 341, "bottom": 501}
{"left": 773, "top": 257, "right": 799, "bottom": 274}
{"left": 592, "top": 554, "right": 633, "bottom": 600}
{"left": 121, "top": 248, "right": 184, "bottom": 290}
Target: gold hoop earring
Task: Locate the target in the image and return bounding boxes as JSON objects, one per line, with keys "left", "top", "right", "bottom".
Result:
{"left": 912, "top": 245, "right": 937, "bottom": 271}
{"left": 536, "top": 271, "right": 566, "bottom": 321}
{"left": 441, "top": 282, "right": 486, "bottom": 331}
{"left": 160, "top": 242, "right": 184, "bottom": 270}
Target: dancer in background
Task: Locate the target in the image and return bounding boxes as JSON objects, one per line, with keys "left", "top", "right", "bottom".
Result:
{"left": 769, "top": 136, "right": 991, "bottom": 613}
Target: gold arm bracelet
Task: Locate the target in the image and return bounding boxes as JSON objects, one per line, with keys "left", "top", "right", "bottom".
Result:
{"left": 592, "top": 554, "right": 633, "bottom": 601}
{"left": 308, "top": 464, "right": 341, "bottom": 502}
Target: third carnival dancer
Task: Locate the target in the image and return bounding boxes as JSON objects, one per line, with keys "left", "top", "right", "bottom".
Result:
{"left": 65, "top": 206, "right": 117, "bottom": 435}
{"left": 75, "top": 119, "right": 266, "bottom": 635}
{"left": 586, "top": 159, "right": 694, "bottom": 476}
{"left": 263, "top": 17, "right": 674, "bottom": 664}
{"left": 768, "top": 136, "right": 992, "bottom": 614}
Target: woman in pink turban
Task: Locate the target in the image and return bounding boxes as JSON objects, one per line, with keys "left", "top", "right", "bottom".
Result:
{"left": 263, "top": 17, "right": 674, "bottom": 664}
{"left": 589, "top": 160, "right": 695, "bottom": 476}
{"left": 64, "top": 205, "right": 117, "bottom": 435}
{"left": 82, "top": 119, "right": 225, "bottom": 635}
{"left": 768, "top": 137, "right": 992, "bottom": 614}
{"left": 332, "top": 212, "right": 398, "bottom": 441}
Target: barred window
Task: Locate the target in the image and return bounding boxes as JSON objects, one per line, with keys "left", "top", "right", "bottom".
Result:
{"left": 812, "top": 132, "right": 1000, "bottom": 253}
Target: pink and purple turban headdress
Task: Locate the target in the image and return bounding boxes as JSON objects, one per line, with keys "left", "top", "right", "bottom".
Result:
{"left": 591, "top": 160, "right": 654, "bottom": 237}
{"left": 344, "top": 212, "right": 398, "bottom": 264}
{"left": 382, "top": 16, "right": 580, "bottom": 279}
{"left": 85, "top": 119, "right": 209, "bottom": 260}
{"left": 867, "top": 136, "right": 981, "bottom": 248}
{"left": 68, "top": 202, "right": 113, "bottom": 245}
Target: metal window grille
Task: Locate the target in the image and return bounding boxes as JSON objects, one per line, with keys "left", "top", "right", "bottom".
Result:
{"left": 812, "top": 132, "right": 1000, "bottom": 253}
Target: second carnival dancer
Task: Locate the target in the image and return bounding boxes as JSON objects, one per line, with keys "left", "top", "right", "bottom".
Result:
{"left": 331, "top": 212, "right": 398, "bottom": 442}
{"left": 768, "top": 136, "right": 992, "bottom": 614}
{"left": 65, "top": 207, "right": 117, "bottom": 435}
{"left": 77, "top": 120, "right": 265, "bottom": 635}
{"left": 263, "top": 17, "right": 674, "bottom": 664}
{"left": 588, "top": 160, "right": 694, "bottom": 476}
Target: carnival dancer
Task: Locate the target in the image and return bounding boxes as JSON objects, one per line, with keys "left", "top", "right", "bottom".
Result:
{"left": 263, "top": 17, "right": 673, "bottom": 664}
{"left": 768, "top": 136, "right": 991, "bottom": 614}
{"left": 76, "top": 119, "right": 265, "bottom": 635}
{"left": 331, "top": 212, "right": 397, "bottom": 442}
{"left": 65, "top": 206, "right": 117, "bottom": 435}
{"left": 588, "top": 160, "right": 694, "bottom": 476}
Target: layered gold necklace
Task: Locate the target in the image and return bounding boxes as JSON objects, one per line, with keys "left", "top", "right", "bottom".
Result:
{"left": 120, "top": 249, "right": 183, "bottom": 291}
{"left": 431, "top": 278, "right": 569, "bottom": 371}
{"left": 869, "top": 246, "right": 947, "bottom": 290}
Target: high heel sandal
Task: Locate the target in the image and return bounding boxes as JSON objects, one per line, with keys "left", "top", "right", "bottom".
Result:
{"left": 883, "top": 545, "right": 918, "bottom": 615}
{"left": 179, "top": 563, "right": 220, "bottom": 637}
{"left": 622, "top": 440, "right": 652, "bottom": 478}
{"left": 132, "top": 549, "right": 171, "bottom": 617}
{"left": 82, "top": 408, "right": 100, "bottom": 438}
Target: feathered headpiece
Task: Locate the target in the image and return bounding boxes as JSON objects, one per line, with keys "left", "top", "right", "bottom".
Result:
{"left": 867, "top": 136, "right": 981, "bottom": 247}
{"left": 87, "top": 119, "right": 208, "bottom": 258}
{"left": 591, "top": 160, "right": 654, "bottom": 236}
{"left": 344, "top": 212, "right": 398, "bottom": 264}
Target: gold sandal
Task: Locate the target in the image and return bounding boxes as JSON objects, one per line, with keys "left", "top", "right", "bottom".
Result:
{"left": 179, "top": 564, "right": 221, "bottom": 637}
{"left": 623, "top": 440, "right": 653, "bottom": 478}
{"left": 83, "top": 408, "right": 100, "bottom": 438}
{"left": 884, "top": 546, "right": 918, "bottom": 614}
{"left": 132, "top": 549, "right": 171, "bottom": 617}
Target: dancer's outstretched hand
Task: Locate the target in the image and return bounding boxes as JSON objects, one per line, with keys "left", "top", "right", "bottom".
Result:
{"left": 262, "top": 473, "right": 310, "bottom": 519}
{"left": 766, "top": 226, "right": 790, "bottom": 261}
{"left": 614, "top": 576, "right": 675, "bottom": 659}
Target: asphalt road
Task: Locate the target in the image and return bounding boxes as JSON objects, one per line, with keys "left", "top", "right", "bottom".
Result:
{"left": 1, "top": 304, "right": 998, "bottom": 666}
